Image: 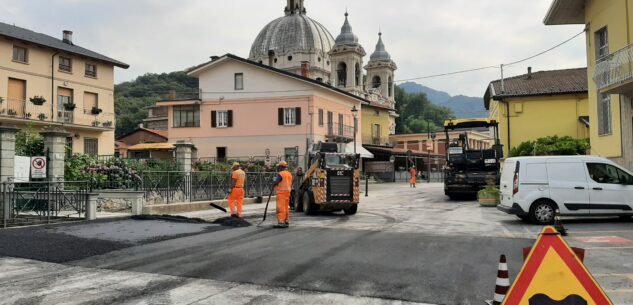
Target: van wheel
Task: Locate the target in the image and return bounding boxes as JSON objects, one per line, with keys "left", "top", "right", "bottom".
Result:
{"left": 303, "top": 191, "right": 317, "bottom": 216}
{"left": 529, "top": 200, "right": 556, "bottom": 225}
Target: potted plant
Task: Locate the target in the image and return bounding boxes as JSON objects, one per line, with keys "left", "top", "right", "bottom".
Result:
{"left": 91, "top": 107, "right": 102, "bottom": 115}
{"left": 478, "top": 179, "right": 501, "bottom": 207}
{"left": 25, "top": 112, "right": 32, "bottom": 119}
{"left": 92, "top": 120, "right": 101, "bottom": 127}
{"left": 103, "top": 121, "right": 113, "bottom": 128}
{"left": 38, "top": 113, "right": 47, "bottom": 121}
{"left": 64, "top": 102, "right": 76, "bottom": 111}
{"left": 8, "top": 109, "right": 17, "bottom": 116}
{"left": 30, "top": 96, "right": 46, "bottom": 106}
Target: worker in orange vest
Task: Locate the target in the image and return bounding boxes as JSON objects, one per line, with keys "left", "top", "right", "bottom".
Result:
{"left": 274, "top": 161, "right": 293, "bottom": 228}
{"left": 229, "top": 162, "right": 246, "bottom": 218}
{"left": 410, "top": 166, "right": 417, "bottom": 188}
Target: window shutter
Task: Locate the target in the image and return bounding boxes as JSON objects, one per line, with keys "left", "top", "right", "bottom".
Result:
{"left": 227, "top": 110, "right": 233, "bottom": 127}
{"left": 295, "top": 107, "right": 301, "bottom": 125}
{"left": 211, "top": 111, "right": 217, "bottom": 128}
{"left": 278, "top": 108, "right": 284, "bottom": 125}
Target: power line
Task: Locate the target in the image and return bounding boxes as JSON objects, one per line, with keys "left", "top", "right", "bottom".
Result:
{"left": 394, "top": 29, "right": 586, "bottom": 83}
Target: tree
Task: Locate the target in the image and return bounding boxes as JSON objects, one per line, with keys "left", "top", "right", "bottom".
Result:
{"left": 114, "top": 71, "right": 199, "bottom": 137}
{"left": 509, "top": 136, "right": 590, "bottom": 157}
{"left": 15, "top": 124, "right": 45, "bottom": 156}
{"left": 395, "top": 86, "right": 453, "bottom": 134}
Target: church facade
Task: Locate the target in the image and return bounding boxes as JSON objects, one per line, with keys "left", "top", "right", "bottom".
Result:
{"left": 249, "top": 0, "right": 398, "bottom": 135}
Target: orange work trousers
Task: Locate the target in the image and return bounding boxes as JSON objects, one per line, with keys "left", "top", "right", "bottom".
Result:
{"left": 229, "top": 188, "right": 244, "bottom": 217}
{"left": 410, "top": 176, "right": 417, "bottom": 185}
{"left": 276, "top": 191, "right": 291, "bottom": 223}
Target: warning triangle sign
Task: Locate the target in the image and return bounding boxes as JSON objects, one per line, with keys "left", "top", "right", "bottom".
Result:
{"left": 502, "top": 226, "right": 612, "bottom": 305}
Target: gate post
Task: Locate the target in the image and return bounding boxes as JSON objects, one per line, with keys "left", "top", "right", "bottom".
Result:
{"left": 0, "top": 125, "right": 20, "bottom": 183}
{"left": 175, "top": 141, "right": 195, "bottom": 202}
{"left": 40, "top": 127, "right": 70, "bottom": 181}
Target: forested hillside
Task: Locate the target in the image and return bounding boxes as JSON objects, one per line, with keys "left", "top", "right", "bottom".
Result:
{"left": 114, "top": 72, "right": 198, "bottom": 137}
{"left": 394, "top": 86, "right": 453, "bottom": 134}
{"left": 398, "top": 82, "right": 488, "bottom": 118}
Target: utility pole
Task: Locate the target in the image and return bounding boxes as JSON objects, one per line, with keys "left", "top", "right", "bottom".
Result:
{"left": 427, "top": 121, "right": 431, "bottom": 183}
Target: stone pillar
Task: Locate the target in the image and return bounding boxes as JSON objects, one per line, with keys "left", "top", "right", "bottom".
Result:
{"left": 86, "top": 193, "right": 98, "bottom": 220}
{"left": 40, "top": 127, "right": 70, "bottom": 181}
{"left": 0, "top": 125, "right": 20, "bottom": 183}
{"left": 174, "top": 140, "right": 195, "bottom": 172}
{"left": 130, "top": 192, "right": 146, "bottom": 215}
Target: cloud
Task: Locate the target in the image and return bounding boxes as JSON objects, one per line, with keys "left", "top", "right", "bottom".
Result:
{"left": 0, "top": 0, "right": 586, "bottom": 96}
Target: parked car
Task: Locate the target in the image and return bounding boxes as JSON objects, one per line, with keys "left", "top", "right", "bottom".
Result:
{"left": 497, "top": 156, "right": 633, "bottom": 224}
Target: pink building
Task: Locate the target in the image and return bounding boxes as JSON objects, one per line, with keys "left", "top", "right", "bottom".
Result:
{"left": 157, "top": 54, "right": 370, "bottom": 160}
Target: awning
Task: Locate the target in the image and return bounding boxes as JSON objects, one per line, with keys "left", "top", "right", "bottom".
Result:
{"left": 127, "top": 143, "right": 175, "bottom": 151}
{"left": 345, "top": 142, "right": 374, "bottom": 159}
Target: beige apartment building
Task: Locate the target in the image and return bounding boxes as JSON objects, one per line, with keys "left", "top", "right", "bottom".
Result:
{"left": 0, "top": 22, "right": 128, "bottom": 155}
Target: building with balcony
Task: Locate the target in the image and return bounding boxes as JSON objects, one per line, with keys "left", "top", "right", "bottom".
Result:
{"left": 0, "top": 22, "right": 128, "bottom": 155}
{"left": 157, "top": 54, "right": 373, "bottom": 159}
{"left": 390, "top": 130, "right": 493, "bottom": 158}
{"left": 545, "top": 0, "right": 633, "bottom": 169}
{"left": 483, "top": 67, "right": 589, "bottom": 157}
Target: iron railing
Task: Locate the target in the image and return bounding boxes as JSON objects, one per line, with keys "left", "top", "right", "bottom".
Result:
{"left": 0, "top": 97, "right": 114, "bottom": 128}
{"left": 362, "top": 136, "right": 392, "bottom": 146}
{"left": 141, "top": 171, "right": 281, "bottom": 204}
{"left": 327, "top": 122, "right": 355, "bottom": 140}
{"left": 593, "top": 42, "right": 633, "bottom": 90}
{"left": 1, "top": 181, "right": 89, "bottom": 228}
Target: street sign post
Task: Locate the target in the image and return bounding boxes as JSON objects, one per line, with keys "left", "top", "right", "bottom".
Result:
{"left": 30, "top": 156, "right": 47, "bottom": 179}
{"left": 502, "top": 226, "right": 612, "bottom": 305}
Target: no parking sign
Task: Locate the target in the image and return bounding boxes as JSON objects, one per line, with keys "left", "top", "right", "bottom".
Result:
{"left": 30, "top": 156, "right": 47, "bottom": 179}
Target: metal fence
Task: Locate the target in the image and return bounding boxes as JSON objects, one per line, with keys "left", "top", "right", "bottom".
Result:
{"left": 393, "top": 155, "right": 446, "bottom": 183}
{"left": 1, "top": 181, "right": 89, "bottom": 228}
{"left": 196, "top": 155, "right": 306, "bottom": 171}
{"left": 141, "top": 171, "right": 279, "bottom": 204}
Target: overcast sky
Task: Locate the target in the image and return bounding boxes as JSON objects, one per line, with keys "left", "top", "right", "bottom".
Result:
{"left": 1, "top": 0, "right": 587, "bottom": 97}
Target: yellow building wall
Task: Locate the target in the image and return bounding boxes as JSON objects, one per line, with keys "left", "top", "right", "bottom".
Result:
{"left": 361, "top": 106, "right": 392, "bottom": 145}
{"left": 0, "top": 37, "right": 117, "bottom": 155}
{"left": 584, "top": 0, "right": 630, "bottom": 158}
{"left": 488, "top": 94, "right": 589, "bottom": 157}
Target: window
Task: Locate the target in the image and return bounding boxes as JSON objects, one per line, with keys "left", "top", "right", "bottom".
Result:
{"left": 65, "top": 137, "right": 73, "bottom": 159}
{"left": 84, "top": 138, "right": 98, "bottom": 156}
{"left": 587, "top": 163, "right": 632, "bottom": 184}
{"left": 278, "top": 108, "right": 301, "bottom": 126}
{"left": 85, "top": 63, "right": 97, "bottom": 77}
{"left": 59, "top": 57, "right": 72, "bottom": 72}
{"left": 234, "top": 73, "right": 244, "bottom": 90}
{"left": 318, "top": 109, "right": 324, "bottom": 126}
{"left": 12, "top": 46, "right": 28, "bottom": 63}
{"left": 388, "top": 77, "right": 393, "bottom": 97}
{"left": 217, "top": 147, "right": 227, "bottom": 162}
{"left": 338, "top": 113, "right": 344, "bottom": 135}
{"left": 84, "top": 92, "right": 98, "bottom": 113}
{"left": 372, "top": 76, "right": 381, "bottom": 89}
{"left": 173, "top": 105, "right": 200, "bottom": 128}
{"left": 285, "top": 147, "right": 298, "bottom": 165}
{"left": 595, "top": 27, "right": 609, "bottom": 62}
{"left": 598, "top": 93, "right": 612, "bottom": 135}
{"left": 57, "top": 87, "right": 74, "bottom": 123}
{"left": 337, "top": 62, "right": 347, "bottom": 87}
{"left": 211, "top": 110, "right": 232, "bottom": 128}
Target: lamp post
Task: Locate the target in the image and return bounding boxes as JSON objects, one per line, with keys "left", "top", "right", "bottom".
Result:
{"left": 429, "top": 131, "right": 436, "bottom": 183}
{"left": 351, "top": 105, "right": 358, "bottom": 154}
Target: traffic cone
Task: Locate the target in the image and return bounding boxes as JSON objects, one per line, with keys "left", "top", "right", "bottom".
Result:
{"left": 492, "top": 254, "right": 510, "bottom": 305}
{"left": 553, "top": 209, "right": 568, "bottom": 236}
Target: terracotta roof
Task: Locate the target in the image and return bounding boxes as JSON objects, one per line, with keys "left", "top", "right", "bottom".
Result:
{"left": 116, "top": 127, "right": 168, "bottom": 141}
{"left": 0, "top": 21, "right": 129, "bottom": 68}
{"left": 144, "top": 128, "right": 168, "bottom": 138}
{"left": 484, "top": 67, "right": 587, "bottom": 110}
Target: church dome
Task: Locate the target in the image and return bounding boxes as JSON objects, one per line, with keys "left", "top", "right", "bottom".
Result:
{"left": 249, "top": 13, "right": 335, "bottom": 60}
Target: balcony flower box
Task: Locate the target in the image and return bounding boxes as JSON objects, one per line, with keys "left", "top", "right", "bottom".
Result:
{"left": 92, "top": 121, "right": 101, "bottom": 127}
{"left": 38, "top": 113, "right": 47, "bottom": 121}
{"left": 103, "top": 121, "right": 113, "bottom": 128}
{"left": 25, "top": 113, "right": 32, "bottom": 119}
{"left": 30, "top": 96, "right": 46, "bottom": 106}
{"left": 63, "top": 102, "right": 77, "bottom": 111}
{"left": 8, "top": 109, "right": 17, "bottom": 116}
{"left": 91, "top": 107, "right": 102, "bottom": 115}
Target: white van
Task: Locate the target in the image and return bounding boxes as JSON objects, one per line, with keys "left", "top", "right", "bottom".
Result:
{"left": 498, "top": 156, "right": 633, "bottom": 224}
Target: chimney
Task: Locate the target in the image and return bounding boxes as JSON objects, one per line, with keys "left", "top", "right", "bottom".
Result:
{"left": 62, "top": 30, "right": 73, "bottom": 45}
{"left": 301, "top": 61, "right": 310, "bottom": 77}
{"left": 268, "top": 50, "right": 275, "bottom": 66}
{"left": 527, "top": 67, "right": 532, "bottom": 80}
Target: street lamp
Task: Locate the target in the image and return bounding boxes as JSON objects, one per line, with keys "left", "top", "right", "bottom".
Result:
{"left": 351, "top": 105, "right": 358, "bottom": 154}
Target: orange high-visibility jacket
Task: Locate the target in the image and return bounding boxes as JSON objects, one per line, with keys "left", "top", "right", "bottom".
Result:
{"left": 277, "top": 170, "right": 293, "bottom": 193}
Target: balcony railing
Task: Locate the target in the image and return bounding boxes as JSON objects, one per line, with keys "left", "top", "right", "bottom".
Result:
{"left": 327, "top": 122, "right": 355, "bottom": 140}
{"left": 593, "top": 43, "right": 633, "bottom": 92}
{"left": 0, "top": 98, "right": 114, "bottom": 129}
{"left": 362, "top": 136, "right": 392, "bottom": 146}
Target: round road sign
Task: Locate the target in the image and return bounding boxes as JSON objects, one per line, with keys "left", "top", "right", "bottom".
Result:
{"left": 32, "top": 157, "right": 46, "bottom": 169}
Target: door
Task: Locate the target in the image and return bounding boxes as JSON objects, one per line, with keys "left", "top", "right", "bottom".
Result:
{"left": 57, "top": 87, "right": 73, "bottom": 123}
{"left": 217, "top": 147, "right": 227, "bottom": 163}
{"left": 546, "top": 162, "right": 590, "bottom": 214}
{"left": 7, "top": 78, "right": 26, "bottom": 117}
{"left": 586, "top": 162, "right": 633, "bottom": 214}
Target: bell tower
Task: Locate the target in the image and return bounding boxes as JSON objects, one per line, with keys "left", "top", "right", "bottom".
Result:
{"left": 365, "top": 32, "right": 397, "bottom": 103}
{"left": 329, "top": 12, "right": 366, "bottom": 94}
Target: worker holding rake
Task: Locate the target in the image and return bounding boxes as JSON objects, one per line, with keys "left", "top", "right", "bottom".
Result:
{"left": 229, "top": 162, "right": 246, "bottom": 218}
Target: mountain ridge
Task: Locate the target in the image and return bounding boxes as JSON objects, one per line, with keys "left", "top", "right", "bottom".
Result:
{"left": 398, "top": 82, "right": 488, "bottom": 119}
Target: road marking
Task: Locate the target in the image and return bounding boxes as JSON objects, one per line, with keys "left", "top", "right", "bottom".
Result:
{"left": 582, "top": 246, "right": 633, "bottom": 250}
{"left": 574, "top": 236, "right": 633, "bottom": 244}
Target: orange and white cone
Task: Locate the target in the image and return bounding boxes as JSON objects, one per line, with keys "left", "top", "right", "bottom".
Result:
{"left": 493, "top": 254, "right": 510, "bottom": 305}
